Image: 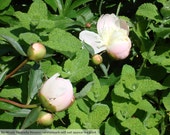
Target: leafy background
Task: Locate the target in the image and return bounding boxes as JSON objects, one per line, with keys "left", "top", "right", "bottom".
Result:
{"left": 0, "top": 0, "right": 170, "bottom": 134}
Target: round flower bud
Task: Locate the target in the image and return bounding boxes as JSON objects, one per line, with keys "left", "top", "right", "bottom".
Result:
{"left": 85, "top": 23, "right": 91, "bottom": 28}
{"left": 39, "top": 73, "right": 74, "bottom": 112}
{"left": 27, "top": 42, "right": 46, "bottom": 61}
{"left": 92, "top": 54, "right": 103, "bottom": 65}
{"left": 37, "top": 111, "right": 54, "bottom": 126}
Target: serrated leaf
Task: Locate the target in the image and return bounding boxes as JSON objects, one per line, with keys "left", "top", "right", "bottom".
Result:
{"left": 121, "top": 118, "right": 146, "bottom": 134}
{"left": 87, "top": 74, "right": 109, "bottom": 102}
{"left": 136, "top": 3, "right": 161, "bottom": 21}
{"left": 21, "top": 106, "right": 41, "bottom": 129}
{"left": 6, "top": 109, "right": 31, "bottom": 117}
{"left": 27, "top": 63, "right": 43, "bottom": 104}
{"left": 45, "top": 28, "right": 81, "bottom": 58}
{"left": 114, "top": 64, "right": 167, "bottom": 99}
{"left": 64, "top": 50, "right": 93, "bottom": 83}
{"left": 1, "top": 35, "right": 27, "bottom": 56}
{"left": 88, "top": 104, "right": 110, "bottom": 128}
{"left": 68, "top": 100, "right": 88, "bottom": 125}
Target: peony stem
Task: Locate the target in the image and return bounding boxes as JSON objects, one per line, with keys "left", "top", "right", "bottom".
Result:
{"left": 5, "top": 58, "right": 29, "bottom": 80}
{"left": 0, "top": 97, "right": 39, "bottom": 109}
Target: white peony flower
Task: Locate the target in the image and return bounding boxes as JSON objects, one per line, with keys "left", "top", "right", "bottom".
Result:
{"left": 79, "top": 13, "right": 131, "bottom": 60}
{"left": 39, "top": 73, "right": 74, "bottom": 112}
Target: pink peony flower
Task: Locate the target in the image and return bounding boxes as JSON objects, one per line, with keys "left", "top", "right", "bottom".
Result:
{"left": 79, "top": 13, "right": 131, "bottom": 60}
{"left": 39, "top": 73, "right": 74, "bottom": 112}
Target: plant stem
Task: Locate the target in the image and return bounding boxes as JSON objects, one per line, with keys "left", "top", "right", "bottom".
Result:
{"left": 116, "top": 2, "right": 122, "bottom": 16}
{"left": 137, "top": 40, "right": 157, "bottom": 77}
{"left": 0, "top": 97, "right": 39, "bottom": 109}
{"left": 5, "top": 58, "right": 29, "bottom": 80}
{"left": 98, "top": 0, "right": 104, "bottom": 15}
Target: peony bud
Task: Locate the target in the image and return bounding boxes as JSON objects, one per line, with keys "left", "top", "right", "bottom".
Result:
{"left": 92, "top": 54, "right": 103, "bottom": 65}
{"left": 39, "top": 73, "right": 74, "bottom": 112}
{"left": 27, "top": 42, "right": 46, "bottom": 61}
{"left": 37, "top": 111, "right": 54, "bottom": 126}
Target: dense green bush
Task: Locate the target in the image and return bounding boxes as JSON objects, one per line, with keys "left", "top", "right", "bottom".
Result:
{"left": 0, "top": 0, "right": 170, "bottom": 134}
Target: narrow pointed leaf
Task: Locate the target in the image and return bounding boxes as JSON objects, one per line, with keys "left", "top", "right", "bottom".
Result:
{"left": 0, "top": 68, "right": 8, "bottom": 86}
{"left": 27, "top": 63, "right": 43, "bottom": 104}
{"left": 21, "top": 106, "right": 41, "bottom": 129}
{"left": 1, "top": 35, "right": 27, "bottom": 56}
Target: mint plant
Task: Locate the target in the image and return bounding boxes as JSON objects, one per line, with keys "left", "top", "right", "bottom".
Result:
{"left": 0, "top": 0, "right": 170, "bottom": 134}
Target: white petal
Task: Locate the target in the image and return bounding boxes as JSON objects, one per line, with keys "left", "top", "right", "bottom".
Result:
{"left": 79, "top": 30, "right": 106, "bottom": 54}
{"left": 97, "top": 14, "right": 120, "bottom": 36}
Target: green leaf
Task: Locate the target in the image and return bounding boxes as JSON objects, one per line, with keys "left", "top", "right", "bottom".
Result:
{"left": 162, "top": 92, "right": 170, "bottom": 111}
{"left": 112, "top": 95, "right": 137, "bottom": 121}
{"left": 136, "top": 3, "right": 161, "bottom": 21}
{"left": 27, "top": 63, "right": 43, "bottom": 104}
{"left": 0, "top": 0, "right": 11, "bottom": 10}
{"left": 28, "top": 0, "right": 48, "bottom": 20}
{"left": 104, "top": 116, "right": 121, "bottom": 135}
{"left": 15, "top": 11, "right": 31, "bottom": 29}
{"left": 77, "top": 99, "right": 90, "bottom": 114}
{"left": 0, "top": 68, "right": 8, "bottom": 86}
{"left": 75, "top": 81, "right": 93, "bottom": 99}
{"left": 45, "top": 28, "right": 81, "bottom": 58}
{"left": 0, "top": 87, "right": 22, "bottom": 102}
{"left": 88, "top": 103, "right": 110, "bottom": 128}
{"left": 143, "top": 50, "right": 170, "bottom": 72}
{"left": 70, "top": 0, "right": 92, "bottom": 10}
{"left": 64, "top": 50, "right": 93, "bottom": 83}
{"left": 87, "top": 74, "right": 109, "bottom": 102}
{"left": 68, "top": 100, "right": 88, "bottom": 125}
{"left": 0, "top": 101, "right": 19, "bottom": 112}
{"left": 137, "top": 79, "right": 167, "bottom": 95}
{"left": 21, "top": 106, "right": 41, "bottom": 129}
{"left": 121, "top": 118, "right": 146, "bottom": 134}
{"left": 0, "top": 112, "right": 13, "bottom": 128}
{"left": 146, "top": 128, "right": 159, "bottom": 135}
{"left": 114, "top": 65, "right": 167, "bottom": 100}
{"left": 137, "top": 99, "right": 156, "bottom": 113}
{"left": 6, "top": 109, "right": 31, "bottom": 117}
{"left": 44, "top": 0, "right": 58, "bottom": 11}
{"left": 1, "top": 35, "right": 27, "bottom": 56}
{"left": 150, "top": 24, "right": 170, "bottom": 39}
{"left": 19, "top": 32, "right": 41, "bottom": 45}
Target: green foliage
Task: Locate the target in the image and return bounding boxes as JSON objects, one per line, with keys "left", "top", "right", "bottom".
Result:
{"left": 0, "top": 0, "right": 170, "bottom": 134}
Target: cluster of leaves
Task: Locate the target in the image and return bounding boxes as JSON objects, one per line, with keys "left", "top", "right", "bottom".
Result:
{"left": 0, "top": 0, "right": 170, "bottom": 135}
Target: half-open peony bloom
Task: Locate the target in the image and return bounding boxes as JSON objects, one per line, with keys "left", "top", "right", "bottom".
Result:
{"left": 79, "top": 13, "right": 131, "bottom": 60}
{"left": 39, "top": 73, "right": 74, "bottom": 112}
